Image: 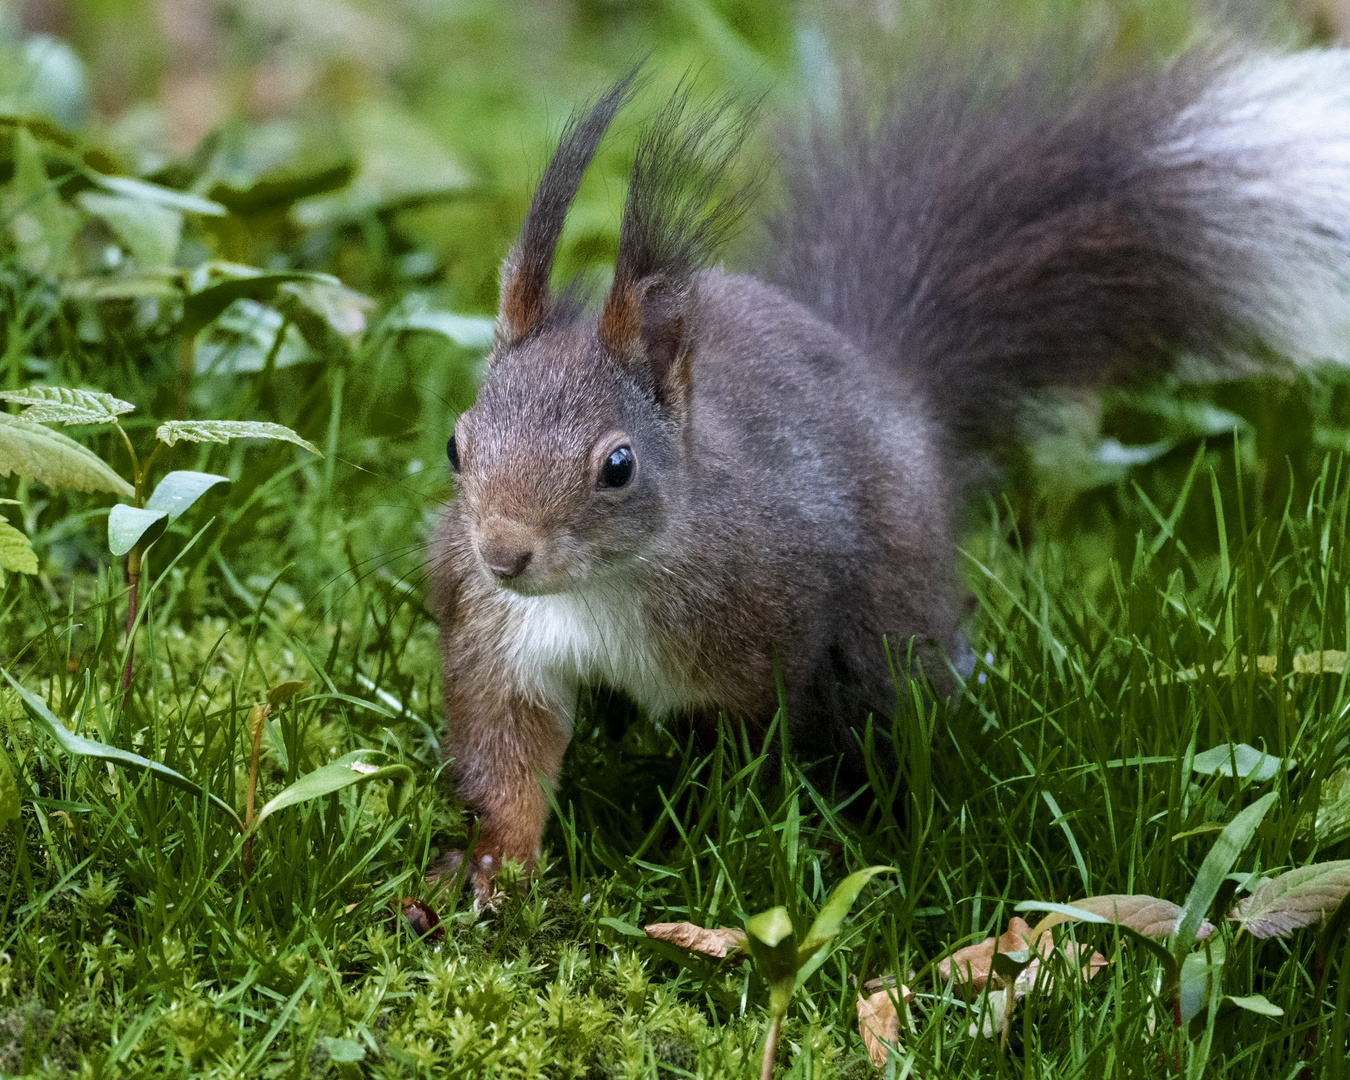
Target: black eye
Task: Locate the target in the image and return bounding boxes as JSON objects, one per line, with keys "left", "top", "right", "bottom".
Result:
{"left": 447, "top": 433, "right": 460, "bottom": 473}
{"left": 599, "top": 445, "right": 634, "bottom": 488}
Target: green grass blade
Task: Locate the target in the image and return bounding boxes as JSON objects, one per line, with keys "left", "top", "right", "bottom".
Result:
{"left": 3, "top": 669, "right": 242, "bottom": 830}
{"left": 1175, "top": 791, "right": 1279, "bottom": 960}
{"left": 250, "top": 752, "right": 413, "bottom": 832}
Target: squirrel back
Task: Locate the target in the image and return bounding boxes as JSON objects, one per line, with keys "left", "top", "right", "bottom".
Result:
{"left": 428, "top": 48, "right": 1350, "bottom": 898}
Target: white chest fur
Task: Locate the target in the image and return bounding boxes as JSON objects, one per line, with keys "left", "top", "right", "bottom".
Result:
{"left": 493, "top": 586, "right": 696, "bottom": 724}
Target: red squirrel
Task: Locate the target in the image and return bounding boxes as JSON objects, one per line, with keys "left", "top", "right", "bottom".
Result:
{"left": 427, "top": 51, "right": 1350, "bottom": 899}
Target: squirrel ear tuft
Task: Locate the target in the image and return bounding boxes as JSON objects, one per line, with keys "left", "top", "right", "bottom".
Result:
{"left": 599, "top": 275, "right": 692, "bottom": 406}
{"left": 496, "top": 70, "right": 639, "bottom": 348}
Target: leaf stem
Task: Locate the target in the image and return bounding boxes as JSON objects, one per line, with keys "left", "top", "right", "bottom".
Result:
{"left": 113, "top": 420, "right": 140, "bottom": 501}
{"left": 760, "top": 1011, "right": 782, "bottom": 1080}
{"left": 117, "top": 544, "right": 142, "bottom": 710}
{"left": 241, "top": 702, "right": 271, "bottom": 877}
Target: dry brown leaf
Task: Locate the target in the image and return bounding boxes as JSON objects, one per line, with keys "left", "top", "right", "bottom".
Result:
{"left": 399, "top": 897, "right": 444, "bottom": 942}
{"left": 857, "top": 985, "right": 912, "bottom": 1068}
{"left": 1032, "top": 894, "right": 1213, "bottom": 942}
{"left": 938, "top": 916, "right": 1037, "bottom": 993}
{"left": 938, "top": 917, "right": 1107, "bottom": 997}
{"left": 643, "top": 921, "right": 748, "bottom": 958}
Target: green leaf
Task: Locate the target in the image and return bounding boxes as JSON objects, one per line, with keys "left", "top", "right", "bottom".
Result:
{"left": 107, "top": 505, "right": 167, "bottom": 557}
{"left": 0, "top": 519, "right": 37, "bottom": 575}
{"left": 0, "top": 386, "right": 135, "bottom": 425}
{"left": 144, "top": 471, "right": 230, "bottom": 524}
{"left": 0, "top": 750, "right": 21, "bottom": 827}
{"left": 250, "top": 752, "right": 413, "bottom": 832}
{"left": 194, "top": 300, "right": 311, "bottom": 376}
{"left": 1309, "top": 768, "right": 1350, "bottom": 846}
{"left": 385, "top": 307, "right": 495, "bottom": 349}
{"left": 1228, "top": 860, "right": 1350, "bottom": 939}
{"left": 89, "top": 174, "right": 228, "bottom": 217}
{"left": 155, "top": 421, "right": 320, "bottom": 456}
{"left": 321, "top": 1037, "right": 366, "bottom": 1064}
{"left": 276, "top": 278, "right": 373, "bottom": 348}
{"left": 0, "top": 413, "right": 134, "bottom": 497}
{"left": 75, "top": 190, "right": 182, "bottom": 268}
{"left": 1175, "top": 791, "right": 1279, "bottom": 959}
{"left": 1192, "top": 743, "right": 1292, "bottom": 783}
{"left": 5, "top": 127, "right": 78, "bottom": 276}
{"left": 1224, "top": 993, "right": 1283, "bottom": 1017}
{"left": 181, "top": 267, "right": 357, "bottom": 339}
{"left": 794, "top": 865, "right": 895, "bottom": 989}
{"left": 3, "top": 670, "right": 241, "bottom": 830}
{"left": 745, "top": 906, "right": 798, "bottom": 1015}
{"left": 597, "top": 917, "right": 646, "bottom": 939}
{"left": 1178, "top": 937, "right": 1226, "bottom": 1026}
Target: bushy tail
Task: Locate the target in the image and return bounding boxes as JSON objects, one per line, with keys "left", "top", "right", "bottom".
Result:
{"left": 762, "top": 48, "right": 1350, "bottom": 443}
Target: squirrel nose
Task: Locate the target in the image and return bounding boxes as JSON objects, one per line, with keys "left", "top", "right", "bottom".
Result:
{"left": 482, "top": 545, "right": 533, "bottom": 581}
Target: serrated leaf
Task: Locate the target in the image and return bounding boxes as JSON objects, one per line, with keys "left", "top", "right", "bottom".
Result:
{"left": 1192, "top": 743, "right": 1291, "bottom": 782}
{"left": 107, "top": 505, "right": 167, "bottom": 556}
{"left": 1311, "top": 768, "right": 1350, "bottom": 846}
{"left": 0, "top": 519, "right": 38, "bottom": 575}
{"left": 144, "top": 471, "right": 230, "bottom": 524}
{"left": 0, "top": 413, "right": 134, "bottom": 497}
{"left": 155, "top": 421, "right": 320, "bottom": 456}
{"left": 0, "top": 386, "right": 135, "bottom": 425}
{"left": 3, "top": 670, "right": 241, "bottom": 830}
{"left": 1228, "top": 860, "right": 1350, "bottom": 939}
{"left": 1025, "top": 895, "right": 1212, "bottom": 942}
{"left": 251, "top": 752, "right": 413, "bottom": 832}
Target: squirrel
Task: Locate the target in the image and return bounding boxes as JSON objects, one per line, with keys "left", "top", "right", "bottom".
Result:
{"left": 427, "top": 48, "right": 1350, "bottom": 900}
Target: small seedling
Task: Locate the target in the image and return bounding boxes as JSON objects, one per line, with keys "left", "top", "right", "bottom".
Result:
{"left": 743, "top": 865, "right": 895, "bottom": 1080}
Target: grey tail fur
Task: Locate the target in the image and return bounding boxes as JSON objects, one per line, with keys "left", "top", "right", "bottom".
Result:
{"left": 763, "top": 48, "right": 1350, "bottom": 445}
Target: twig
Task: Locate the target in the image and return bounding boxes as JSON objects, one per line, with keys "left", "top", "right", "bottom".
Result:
{"left": 241, "top": 702, "right": 270, "bottom": 878}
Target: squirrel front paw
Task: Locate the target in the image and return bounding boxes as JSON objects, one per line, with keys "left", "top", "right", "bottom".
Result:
{"left": 426, "top": 848, "right": 522, "bottom": 909}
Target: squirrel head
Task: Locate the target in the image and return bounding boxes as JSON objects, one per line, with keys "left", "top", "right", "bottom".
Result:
{"left": 447, "top": 75, "right": 745, "bottom": 596}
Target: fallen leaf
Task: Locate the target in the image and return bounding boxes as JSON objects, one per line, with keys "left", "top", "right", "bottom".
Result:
{"left": 399, "top": 897, "right": 444, "bottom": 942}
{"left": 1229, "top": 860, "right": 1350, "bottom": 939}
{"left": 643, "top": 921, "right": 748, "bottom": 958}
{"left": 1032, "top": 894, "right": 1213, "bottom": 942}
{"left": 938, "top": 917, "right": 1037, "bottom": 993}
{"left": 938, "top": 917, "right": 1106, "bottom": 997}
{"left": 857, "top": 984, "right": 912, "bottom": 1068}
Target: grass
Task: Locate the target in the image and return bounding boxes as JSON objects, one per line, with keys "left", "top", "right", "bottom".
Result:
{"left": 4, "top": 390, "right": 1350, "bottom": 1077}
{"left": 3, "top": 1, "right": 1350, "bottom": 1074}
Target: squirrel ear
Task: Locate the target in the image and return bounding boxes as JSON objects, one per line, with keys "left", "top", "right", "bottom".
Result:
{"left": 495, "top": 72, "right": 639, "bottom": 348}
{"left": 599, "top": 274, "right": 693, "bottom": 409}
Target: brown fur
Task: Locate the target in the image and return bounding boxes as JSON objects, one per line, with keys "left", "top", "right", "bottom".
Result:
{"left": 429, "top": 51, "right": 1350, "bottom": 899}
